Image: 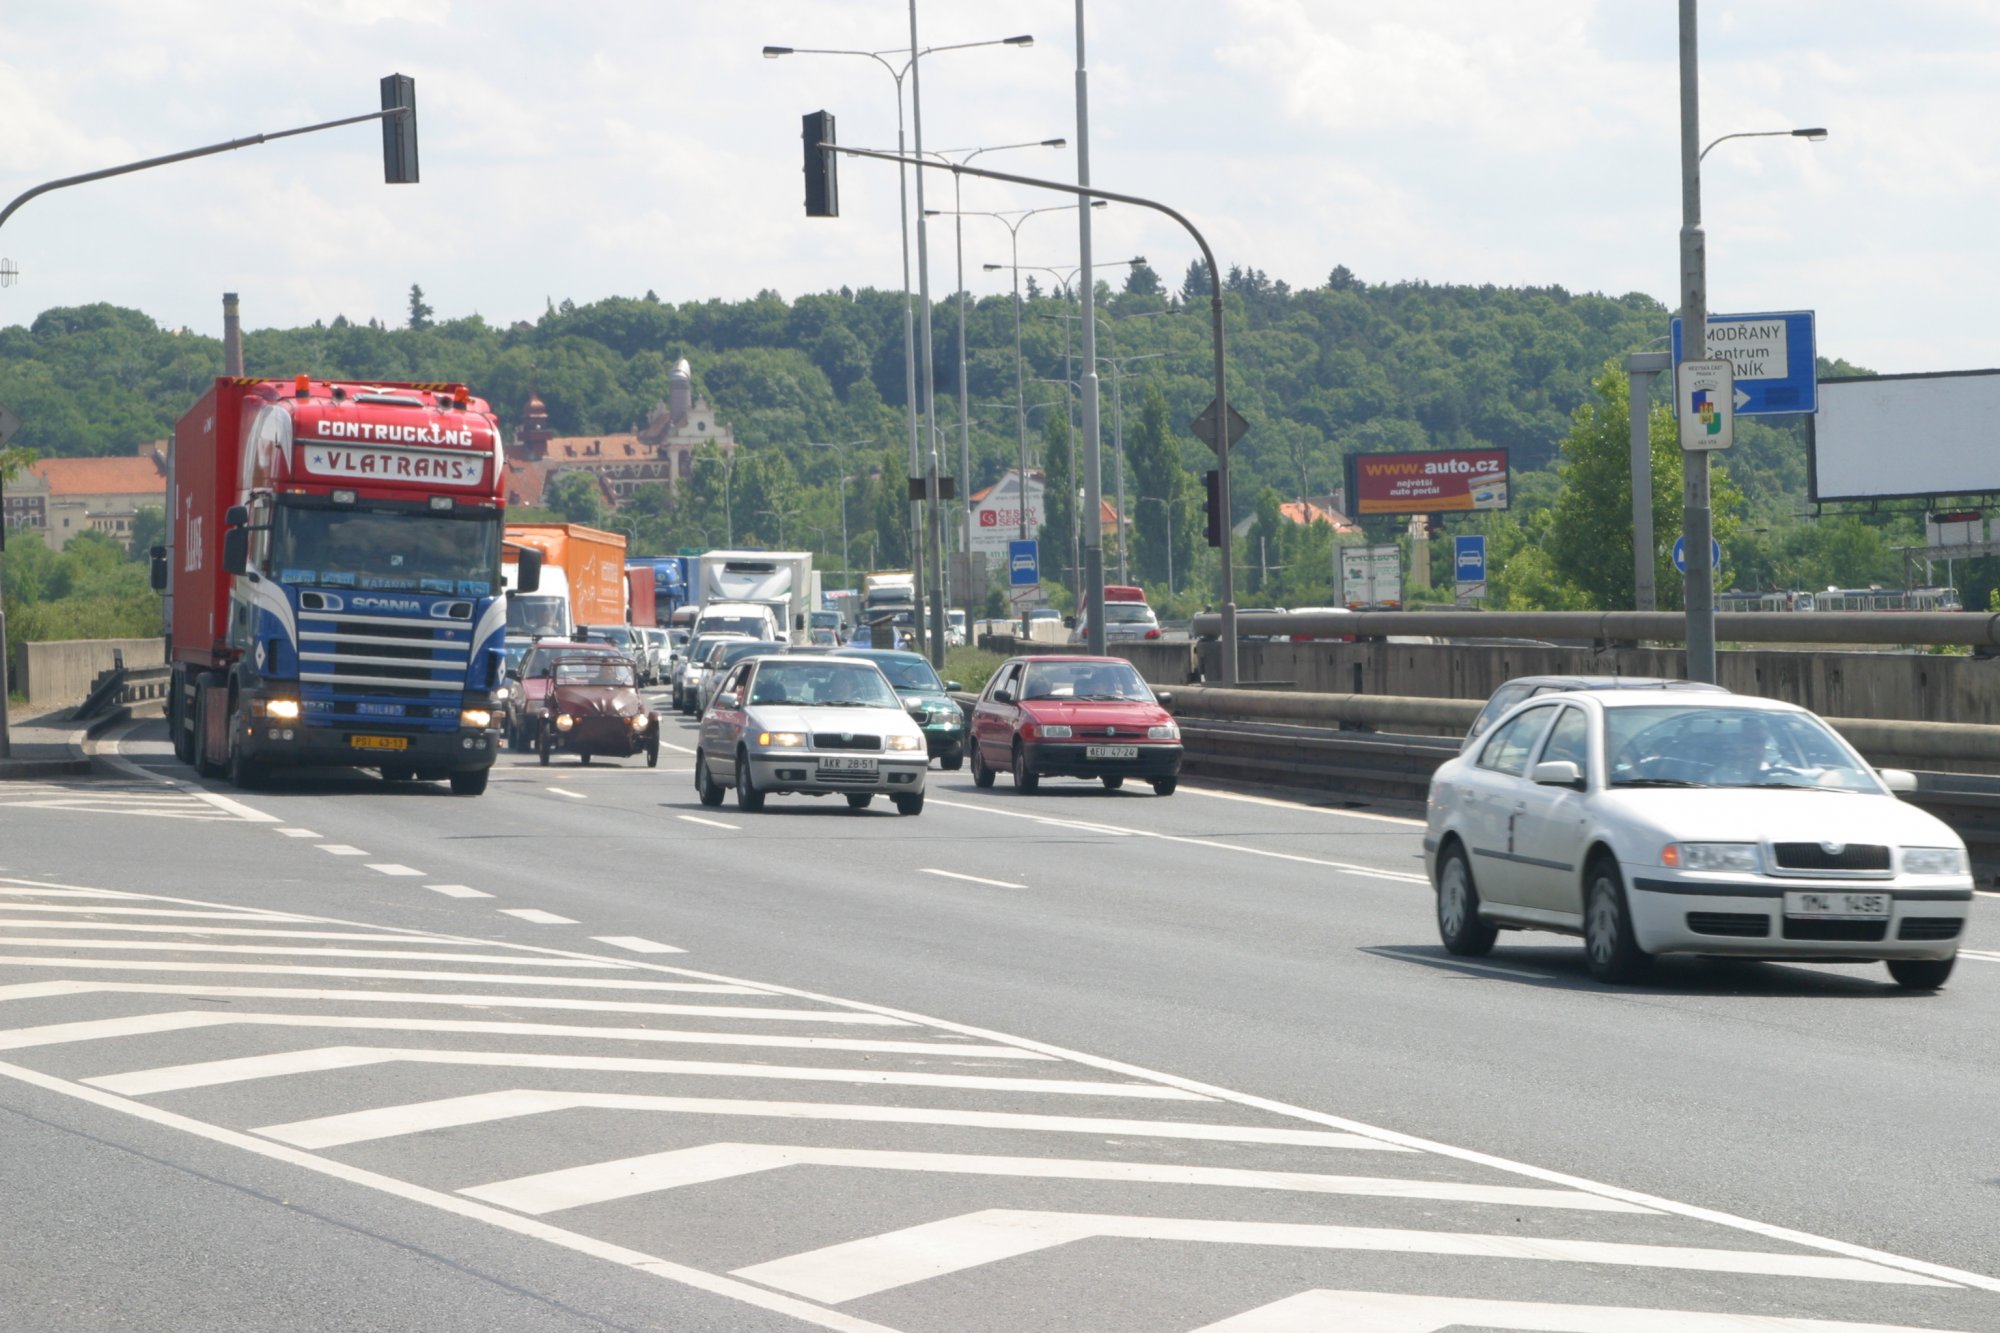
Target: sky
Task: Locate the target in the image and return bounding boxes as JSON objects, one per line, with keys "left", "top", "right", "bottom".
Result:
{"left": 2, "top": 1, "right": 1998, "bottom": 376}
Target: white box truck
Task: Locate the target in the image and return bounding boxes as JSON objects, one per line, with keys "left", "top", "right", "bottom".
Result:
{"left": 697, "top": 550, "right": 815, "bottom": 643}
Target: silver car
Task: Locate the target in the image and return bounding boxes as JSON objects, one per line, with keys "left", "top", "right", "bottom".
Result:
{"left": 694, "top": 655, "right": 930, "bottom": 815}
{"left": 674, "top": 632, "right": 750, "bottom": 713}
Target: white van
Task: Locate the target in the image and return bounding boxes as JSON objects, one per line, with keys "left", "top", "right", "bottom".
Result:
{"left": 693, "top": 600, "right": 782, "bottom": 642}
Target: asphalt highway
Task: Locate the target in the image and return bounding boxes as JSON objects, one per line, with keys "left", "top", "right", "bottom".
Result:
{"left": 0, "top": 697, "right": 1994, "bottom": 1331}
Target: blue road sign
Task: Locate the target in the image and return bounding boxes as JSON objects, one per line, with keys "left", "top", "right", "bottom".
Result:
{"left": 1008, "top": 539, "right": 1039, "bottom": 588}
{"left": 1672, "top": 535, "right": 1722, "bottom": 574}
{"left": 1670, "top": 310, "right": 1817, "bottom": 415}
{"left": 1453, "top": 535, "right": 1486, "bottom": 583}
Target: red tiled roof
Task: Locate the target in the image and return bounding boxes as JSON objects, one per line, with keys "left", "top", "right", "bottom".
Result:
{"left": 503, "top": 458, "right": 548, "bottom": 507}
{"left": 544, "top": 434, "right": 645, "bottom": 462}
{"left": 31, "top": 455, "right": 166, "bottom": 497}
{"left": 1279, "top": 499, "right": 1359, "bottom": 533}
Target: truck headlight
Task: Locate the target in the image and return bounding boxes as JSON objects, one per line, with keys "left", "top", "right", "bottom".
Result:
{"left": 886, "top": 734, "right": 924, "bottom": 752}
{"left": 1902, "top": 846, "right": 1967, "bottom": 876}
{"left": 1662, "top": 842, "right": 1761, "bottom": 872}
{"left": 265, "top": 698, "right": 302, "bottom": 722}
{"left": 460, "top": 708, "right": 493, "bottom": 729}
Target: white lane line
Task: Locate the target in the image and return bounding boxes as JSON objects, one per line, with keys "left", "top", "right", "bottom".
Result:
{"left": 0, "top": 1059, "right": 898, "bottom": 1333}
{"left": 1184, "top": 786, "right": 1424, "bottom": 826}
{"left": 0, "top": 904, "right": 305, "bottom": 921}
{"left": 928, "top": 796, "right": 1430, "bottom": 884}
{"left": 501, "top": 909, "right": 578, "bottom": 925}
{"left": 1190, "top": 1289, "right": 1965, "bottom": 1333}
{"left": 0, "top": 922, "right": 473, "bottom": 944}
{"left": 257, "top": 1090, "right": 1411, "bottom": 1152}
{"left": 917, "top": 869, "right": 1027, "bottom": 890}
{"left": 1973, "top": 889, "right": 1999, "bottom": 898}
{"left": 425, "top": 884, "right": 491, "bottom": 899}
{"left": 546, "top": 788, "right": 587, "bottom": 800}
{"left": 0, "top": 938, "right": 632, "bottom": 967}
{"left": 1367, "top": 947, "right": 1553, "bottom": 983}
{"left": 88, "top": 1046, "right": 1206, "bottom": 1100}
{"left": 592, "top": 936, "right": 684, "bottom": 954}
{"left": 678, "top": 815, "right": 739, "bottom": 830}
{"left": 275, "top": 828, "right": 321, "bottom": 838}
{"left": 465, "top": 1142, "right": 1645, "bottom": 1218}
{"left": 316, "top": 844, "right": 370, "bottom": 856}
{"left": 1963, "top": 949, "right": 2000, "bottom": 964}
{"left": 732, "top": 1209, "right": 1949, "bottom": 1305}
{"left": 657, "top": 740, "right": 697, "bottom": 754}
{"left": 0, "top": 980, "right": 765, "bottom": 1008}
{"left": 186, "top": 788, "right": 280, "bottom": 822}
{"left": 366, "top": 864, "right": 425, "bottom": 877}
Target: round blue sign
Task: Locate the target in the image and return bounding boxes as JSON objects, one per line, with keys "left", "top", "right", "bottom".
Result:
{"left": 1672, "top": 536, "right": 1721, "bottom": 574}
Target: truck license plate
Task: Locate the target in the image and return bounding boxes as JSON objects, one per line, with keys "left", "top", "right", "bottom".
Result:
{"left": 1087, "top": 744, "right": 1139, "bottom": 760}
{"left": 1783, "top": 891, "right": 1889, "bottom": 918}
{"left": 350, "top": 735, "right": 409, "bottom": 751}
{"left": 818, "top": 756, "right": 878, "bottom": 774}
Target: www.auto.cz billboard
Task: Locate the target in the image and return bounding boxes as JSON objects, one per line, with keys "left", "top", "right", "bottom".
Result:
{"left": 1344, "top": 448, "right": 1510, "bottom": 515}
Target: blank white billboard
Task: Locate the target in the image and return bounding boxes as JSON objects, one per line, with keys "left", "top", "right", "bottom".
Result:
{"left": 1810, "top": 371, "right": 2000, "bottom": 501}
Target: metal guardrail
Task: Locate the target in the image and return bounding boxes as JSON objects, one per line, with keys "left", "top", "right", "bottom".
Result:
{"left": 1191, "top": 608, "right": 2000, "bottom": 647}
{"left": 70, "top": 660, "right": 170, "bottom": 722}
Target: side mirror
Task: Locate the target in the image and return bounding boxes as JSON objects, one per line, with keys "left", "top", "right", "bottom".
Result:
{"left": 1064, "top": 616, "right": 1076, "bottom": 629}
{"left": 225, "top": 504, "right": 250, "bottom": 527}
{"left": 221, "top": 526, "right": 249, "bottom": 576}
{"left": 1531, "top": 759, "right": 1584, "bottom": 789}
{"left": 148, "top": 545, "right": 169, "bottom": 592}
{"left": 1878, "top": 767, "right": 1918, "bottom": 794}
{"left": 945, "top": 680, "right": 961, "bottom": 692}
{"left": 515, "top": 546, "right": 543, "bottom": 595}
{"left": 993, "top": 686, "right": 1015, "bottom": 704}
{"left": 714, "top": 691, "right": 739, "bottom": 711}
{"left": 1156, "top": 690, "right": 1175, "bottom": 708}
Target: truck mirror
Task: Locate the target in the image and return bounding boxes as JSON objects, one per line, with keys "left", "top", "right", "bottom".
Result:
{"left": 221, "top": 526, "right": 249, "bottom": 576}
{"left": 225, "top": 504, "right": 250, "bottom": 528}
{"left": 148, "top": 546, "right": 169, "bottom": 592}
{"left": 514, "top": 546, "right": 543, "bottom": 595}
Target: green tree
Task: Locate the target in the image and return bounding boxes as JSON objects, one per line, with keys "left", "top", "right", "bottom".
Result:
{"left": 407, "top": 284, "right": 434, "bottom": 331}
{"left": 127, "top": 506, "right": 167, "bottom": 562}
{"left": 544, "top": 470, "right": 608, "bottom": 528}
{"left": 1124, "top": 384, "right": 1197, "bottom": 588}
{"left": 1037, "top": 399, "right": 1076, "bottom": 592}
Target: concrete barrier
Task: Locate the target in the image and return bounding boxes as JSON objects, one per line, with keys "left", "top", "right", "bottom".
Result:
{"left": 975, "top": 635, "right": 1198, "bottom": 688}
{"left": 20, "top": 638, "right": 165, "bottom": 707}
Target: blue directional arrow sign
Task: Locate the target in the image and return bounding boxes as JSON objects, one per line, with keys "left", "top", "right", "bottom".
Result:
{"left": 1670, "top": 310, "right": 1817, "bottom": 415}
{"left": 1672, "top": 535, "right": 1721, "bottom": 574}
{"left": 1008, "top": 539, "right": 1039, "bottom": 588}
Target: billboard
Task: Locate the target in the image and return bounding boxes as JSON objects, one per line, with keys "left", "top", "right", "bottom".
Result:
{"left": 1809, "top": 370, "right": 2000, "bottom": 502}
{"left": 970, "top": 469, "right": 1044, "bottom": 556}
{"left": 1345, "top": 448, "right": 1509, "bottom": 516}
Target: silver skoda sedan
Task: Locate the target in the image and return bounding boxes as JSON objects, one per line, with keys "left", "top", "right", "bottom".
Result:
{"left": 694, "top": 655, "right": 930, "bottom": 815}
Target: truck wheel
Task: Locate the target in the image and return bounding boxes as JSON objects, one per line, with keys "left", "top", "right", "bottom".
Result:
{"left": 193, "top": 684, "right": 226, "bottom": 779}
{"left": 226, "top": 701, "right": 264, "bottom": 791}
{"left": 449, "top": 768, "right": 489, "bottom": 796}
{"left": 170, "top": 670, "right": 195, "bottom": 765}
{"left": 381, "top": 764, "right": 415, "bottom": 783}
{"left": 940, "top": 752, "right": 964, "bottom": 772}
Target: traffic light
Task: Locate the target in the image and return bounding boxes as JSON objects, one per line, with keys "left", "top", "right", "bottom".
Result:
{"left": 802, "top": 110, "right": 839, "bottom": 218}
{"left": 1203, "top": 469, "right": 1223, "bottom": 548}
{"left": 380, "top": 74, "right": 419, "bottom": 184}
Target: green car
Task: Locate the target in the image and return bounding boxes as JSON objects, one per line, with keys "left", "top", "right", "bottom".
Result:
{"left": 832, "top": 648, "right": 964, "bottom": 769}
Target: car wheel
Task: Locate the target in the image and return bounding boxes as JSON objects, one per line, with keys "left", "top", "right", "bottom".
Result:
{"left": 671, "top": 685, "right": 683, "bottom": 711}
{"left": 537, "top": 725, "right": 551, "bottom": 766}
{"left": 1012, "top": 742, "right": 1039, "bottom": 794}
{"left": 646, "top": 735, "right": 660, "bottom": 768}
{"left": 449, "top": 768, "right": 489, "bottom": 796}
{"left": 695, "top": 752, "right": 725, "bottom": 806}
{"left": 940, "top": 753, "right": 964, "bottom": 772}
{"left": 893, "top": 791, "right": 924, "bottom": 816}
{"left": 1583, "top": 855, "right": 1651, "bottom": 984}
{"left": 734, "top": 747, "right": 766, "bottom": 812}
{"left": 1434, "top": 842, "right": 1498, "bottom": 957}
{"left": 1886, "top": 956, "right": 1955, "bottom": 990}
{"left": 970, "top": 743, "right": 996, "bottom": 789}
{"left": 1151, "top": 777, "right": 1177, "bottom": 796}
{"left": 845, "top": 793, "right": 873, "bottom": 810}
{"left": 1100, "top": 775, "right": 1124, "bottom": 791}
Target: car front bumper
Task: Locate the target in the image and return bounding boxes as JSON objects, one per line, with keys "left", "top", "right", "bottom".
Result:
{"left": 1625, "top": 869, "right": 1971, "bottom": 961}
{"left": 747, "top": 751, "right": 930, "bottom": 796}
{"left": 1022, "top": 740, "right": 1182, "bottom": 780}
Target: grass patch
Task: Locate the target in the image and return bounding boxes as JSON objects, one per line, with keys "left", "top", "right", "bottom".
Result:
{"left": 944, "top": 646, "right": 1005, "bottom": 694}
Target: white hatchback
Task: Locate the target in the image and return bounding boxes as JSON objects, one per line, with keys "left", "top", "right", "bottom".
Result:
{"left": 1424, "top": 691, "right": 1971, "bottom": 989}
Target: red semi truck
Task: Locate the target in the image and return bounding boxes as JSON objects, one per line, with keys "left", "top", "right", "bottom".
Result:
{"left": 155, "top": 375, "right": 536, "bottom": 794}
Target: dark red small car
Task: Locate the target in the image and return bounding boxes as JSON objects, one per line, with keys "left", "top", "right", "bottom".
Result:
{"left": 535, "top": 655, "right": 660, "bottom": 766}
{"left": 969, "top": 655, "right": 1182, "bottom": 795}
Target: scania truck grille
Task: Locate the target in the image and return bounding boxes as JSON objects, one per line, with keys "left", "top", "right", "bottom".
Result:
{"left": 298, "top": 609, "right": 472, "bottom": 701}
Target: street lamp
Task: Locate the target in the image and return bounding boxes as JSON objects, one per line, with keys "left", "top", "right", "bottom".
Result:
{"left": 1137, "top": 495, "right": 1174, "bottom": 594}
{"left": 761, "top": 26, "right": 1035, "bottom": 667}
{"left": 1676, "top": 0, "right": 1826, "bottom": 683}
{"left": 807, "top": 439, "right": 867, "bottom": 583}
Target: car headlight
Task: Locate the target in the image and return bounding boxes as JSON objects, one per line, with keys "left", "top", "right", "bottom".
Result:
{"left": 630, "top": 713, "right": 650, "bottom": 731}
{"left": 1147, "top": 723, "right": 1179, "bottom": 740}
{"left": 1036, "top": 724, "right": 1073, "bottom": 739}
{"left": 460, "top": 708, "right": 493, "bottom": 729}
{"left": 886, "top": 734, "right": 924, "bottom": 751}
{"left": 758, "top": 731, "right": 806, "bottom": 748}
{"left": 554, "top": 713, "right": 575, "bottom": 731}
{"left": 1902, "top": 846, "right": 1967, "bottom": 876}
{"left": 1662, "top": 842, "right": 1761, "bottom": 872}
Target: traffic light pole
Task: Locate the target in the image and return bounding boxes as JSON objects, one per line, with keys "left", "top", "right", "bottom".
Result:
{"left": 817, "top": 144, "right": 1238, "bottom": 683}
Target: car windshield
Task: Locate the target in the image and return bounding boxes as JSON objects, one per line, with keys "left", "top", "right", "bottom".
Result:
{"left": 1604, "top": 705, "right": 1878, "bottom": 791}
{"left": 271, "top": 503, "right": 500, "bottom": 595}
{"left": 1103, "top": 604, "right": 1156, "bottom": 624}
{"left": 554, "top": 659, "right": 635, "bottom": 686}
{"left": 523, "top": 645, "right": 618, "bottom": 677}
{"left": 748, "top": 661, "right": 900, "bottom": 709}
{"left": 1021, "top": 661, "right": 1153, "bottom": 702}
{"left": 717, "top": 642, "right": 786, "bottom": 670}
{"left": 862, "top": 655, "right": 944, "bottom": 692}
{"left": 594, "top": 627, "right": 635, "bottom": 646}
{"left": 699, "top": 614, "right": 769, "bottom": 638}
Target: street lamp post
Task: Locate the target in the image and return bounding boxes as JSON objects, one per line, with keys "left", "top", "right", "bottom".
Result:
{"left": 1675, "top": 0, "right": 1826, "bottom": 683}
{"left": 762, "top": 26, "right": 1033, "bottom": 668}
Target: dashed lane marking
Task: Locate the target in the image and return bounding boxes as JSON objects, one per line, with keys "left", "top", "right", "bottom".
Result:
{"left": 275, "top": 828, "right": 321, "bottom": 838}
{"left": 592, "top": 936, "right": 685, "bottom": 954}
{"left": 366, "top": 864, "right": 425, "bottom": 877}
{"left": 425, "top": 884, "right": 491, "bottom": 898}
{"left": 678, "top": 815, "right": 739, "bottom": 831}
{"left": 1190, "top": 1289, "right": 1972, "bottom": 1333}
{"left": 918, "top": 869, "right": 1027, "bottom": 890}
{"left": 1185, "top": 785, "right": 1424, "bottom": 826}
{"left": 316, "top": 845, "right": 370, "bottom": 856}
{"left": 501, "top": 909, "right": 578, "bottom": 925}
{"left": 546, "top": 788, "right": 587, "bottom": 799}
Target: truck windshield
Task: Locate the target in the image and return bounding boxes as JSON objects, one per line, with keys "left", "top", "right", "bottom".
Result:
{"left": 507, "top": 595, "right": 565, "bottom": 638}
{"left": 272, "top": 504, "right": 501, "bottom": 595}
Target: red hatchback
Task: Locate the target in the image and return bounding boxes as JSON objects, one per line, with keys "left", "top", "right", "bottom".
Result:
{"left": 969, "top": 655, "right": 1182, "bottom": 795}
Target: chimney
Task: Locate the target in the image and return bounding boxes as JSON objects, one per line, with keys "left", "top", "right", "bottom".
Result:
{"left": 222, "top": 292, "right": 244, "bottom": 375}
